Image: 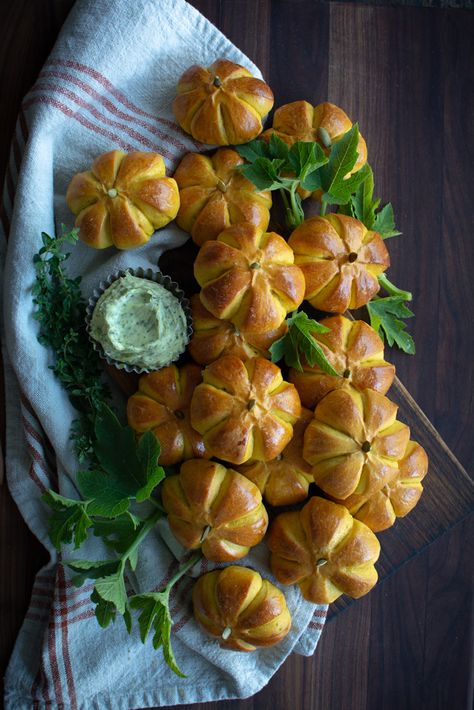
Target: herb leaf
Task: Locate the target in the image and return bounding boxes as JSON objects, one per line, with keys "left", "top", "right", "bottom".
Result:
{"left": 42, "top": 490, "right": 92, "bottom": 550}
{"left": 32, "top": 226, "right": 111, "bottom": 462}
{"left": 366, "top": 297, "right": 415, "bottom": 354}
{"left": 130, "top": 593, "right": 185, "bottom": 677}
{"left": 318, "top": 124, "right": 361, "bottom": 205}
{"left": 77, "top": 407, "right": 164, "bottom": 518}
{"left": 270, "top": 311, "right": 339, "bottom": 375}
{"left": 342, "top": 164, "right": 402, "bottom": 238}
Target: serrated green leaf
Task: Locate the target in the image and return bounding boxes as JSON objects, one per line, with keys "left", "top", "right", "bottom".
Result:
{"left": 351, "top": 164, "right": 377, "bottom": 228}
{"left": 77, "top": 469, "right": 133, "bottom": 518}
{"left": 366, "top": 297, "right": 415, "bottom": 354}
{"left": 269, "top": 311, "right": 338, "bottom": 376}
{"left": 373, "top": 203, "right": 402, "bottom": 238}
{"left": 66, "top": 559, "right": 120, "bottom": 587}
{"left": 287, "top": 141, "right": 327, "bottom": 184}
{"left": 239, "top": 159, "right": 284, "bottom": 191}
{"left": 94, "top": 570, "right": 128, "bottom": 614}
{"left": 322, "top": 161, "right": 371, "bottom": 206}
{"left": 268, "top": 133, "right": 290, "bottom": 161}
{"left": 130, "top": 593, "right": 185, "bottom": 677}
{"left": 43, "top": 491, "right": 92, "bottom": 550}
{"left": 91, "top": 588, "right": 117, "bottom": 628}
{"left": 235, "top": 140, "right": 271, "bottom": 163}
{"left": 319, "top": 124, "right": 360, "bottom": 198}
{"left": 123, "top": 606, "right": 133, "bottom": 634}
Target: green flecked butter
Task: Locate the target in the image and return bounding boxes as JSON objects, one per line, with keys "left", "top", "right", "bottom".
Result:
{"left": 90, "top": 273, "right": 188, "bottom": 369}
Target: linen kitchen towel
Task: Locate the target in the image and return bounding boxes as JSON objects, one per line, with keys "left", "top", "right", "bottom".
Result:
{"left": 1, "top": 0, "right": 327, "bottom": 708}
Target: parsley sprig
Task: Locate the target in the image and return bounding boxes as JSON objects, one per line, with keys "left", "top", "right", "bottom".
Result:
{"left": 340, "top": 163, "right": 401, "bottom": 238}
{"left": 270, "top": 311, "right": 339, "bottom": 375}
{"left": 42, "top": 397, "right": 199, "bottom": 675}
{"left": 32, "top": 227, "right": 110, "bottom": 461}
{"left": 236, "top": 125, "right": 370, "bottom": 227}
{"left": 33, "top": 229, "right": 199, "bottom": 676}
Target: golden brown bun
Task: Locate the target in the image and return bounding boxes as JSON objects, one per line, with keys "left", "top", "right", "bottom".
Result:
{"left": 194, "top": 222, "right": 305, "bottom": 333}
{"left": 288, "top": 214, "right": 390, "bottom": 313}
{"left": 289, "top": 315, "right": 395, "bottom": 408}
{"left": 172, "top": 59, "right": 274, "bottom": 146}
{"left": 66, "top": 151, "right": 179, "bottom": 249}
{"left": 174, "top": 149, "right": 272, "bottom": 246}
{"left": 161, "top": 460, "right": 268, "bottom": 561}
{"left": 190, "top": 355, "right": 301, "bottom": 465}
{"left": 236, "top": 408, "right": 313, "bottom": 506}
{"left": 303, "top": 388, "right": 410, "bottom": 500}
{"left": 188, "top": 294, "right": 287, "bottom": 366}
{"left": 267, "top": 496, "right": 380, "bottom": 604}
{"left": 338, "top": 440, "right": 428, "bottom": 532}
{"left": 192, "top": 566, "right": 291, "bottom": 651}
{"left": 126, "top": 364, "right": 209, "bottom": 466}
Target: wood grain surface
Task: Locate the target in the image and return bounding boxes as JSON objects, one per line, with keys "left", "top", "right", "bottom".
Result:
{"left": 1, "top": 2, "right": 473, "bottom": 709}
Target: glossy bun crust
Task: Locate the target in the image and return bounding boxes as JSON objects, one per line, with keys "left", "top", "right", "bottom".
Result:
{"left": 190, "top": 355, "right": 301, "bottom": 465}
{"left": 188, "top": 295, "right": 287, "bottom": 365}
{"left": 66, "top": 150, "right": 179, "bottom": 249}
{"left": 161, "top": 459, "right": 268, "bottom": 561}
{"left": 172, "top": 59, "right": 274, "bottom": 146}
{"left": 236, "top": 408, "right": 314, "bottom": 506}
{"left": 289, "top": 214, "right": 390, "bottom": 313}
{"left": 289, "top": 315, "right": 395, "bottom": 408}
{"left": 336, "top": 440, "right": 428, "bottom": 532}
{"left": 174, "top": 149, "right": 272, "bottom": 246}
{"left": 194, "top": 222, "right": 305, "bottom": 333}
{"left": 192, "top": 566, "right": 291, "bottom": 651}
{"left": 126, "top": 364, "right": 208, "bottom": 466}
{"left": 267, "top": 496, "right": 380, "bottom": 604}
{"left": 303, "top": 388, "right": 410, "bottom": 500}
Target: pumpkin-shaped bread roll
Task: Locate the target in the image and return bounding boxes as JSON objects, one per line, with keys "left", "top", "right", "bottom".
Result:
{"left": 289, "top": 315, "right": 395, "bottom": 409}
{"left": 262, "top": 100, "right": 367, "bottom": 177}
{"left": 193, "top": 566, "right": 291, "bottom": 651}
{"left": 336, "top": 440, "right": 428, "bottom": 532}
{"left": 126, "top": 364, "right": 208, "bottom": 466}
{"left": 66, "top": 151, "right": 179, "bottom": 249}
{"left": 188, "top": 295, "right": 287, "bottom": 365}
{"left": 173, "top": 59, "right": 274, "bottom": 146}
{"left": 236, "top": 408, "right": 313, "bottom": 506}
{"left": 288, "top": 214, "right": 390, "bottom": 313}
{"left": 267, "top": 496, "right": 380, "bottom": 604}
{"left": 303, "top": 388, "right": 410, "bottom": 500}
{"left": 174, "top": 149, "right": 272, "bottom": 246}
{"left": 194, "top": 223, "right": 305, "bottom": 333}
{"left": 190, "top": 355, "right": 301, "bottom": 465}
{"left": 161, "top": 460, "right": 268, "bottom": 561}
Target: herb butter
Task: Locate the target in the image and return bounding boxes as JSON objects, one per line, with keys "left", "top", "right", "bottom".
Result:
{"left": 90, "top": 273, "right": 188, "bottom": 370}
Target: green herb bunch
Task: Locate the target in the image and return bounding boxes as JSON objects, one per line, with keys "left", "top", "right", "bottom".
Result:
{"left": 43, "top": 405, "right": 200, "bottom": 677}
{"left": 236, "top": 129, "right": 414, "bottom": 354}
{"left": 34, "top": 230, "right": 199, "bottom": 676}
{"left": 32, "top": 227, "right": 110, "bottom": 461}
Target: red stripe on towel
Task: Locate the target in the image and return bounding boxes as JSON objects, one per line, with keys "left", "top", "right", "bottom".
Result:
{"left": 22, "top": 95, "right": 137, "bottom": 152}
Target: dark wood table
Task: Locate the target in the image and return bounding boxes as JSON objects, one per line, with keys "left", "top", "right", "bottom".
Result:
{"left": 1, "top": 2, "right": 473, "bottom": 709}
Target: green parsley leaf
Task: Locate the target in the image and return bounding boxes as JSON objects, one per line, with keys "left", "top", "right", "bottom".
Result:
{"left": 42, "top": 490, "right": 92, "bottom": 550}
{"left": 90, "top": 588, "right": 117, "bottom": 628}
{"left": 66, "top": 559, "right": 120, "bottom": 587}
{"left": 342, "top": 164, "right": 402, "bottom": 238}
{"left": 77, "top": 407, "right": 164, "bottom": 517}
{"left": 269, "top": 311, "right": 339, "bottom": 375}
{"left": 366, "top": 297, "right": 415, "bottom": 354}
{"left": 372, "top": 202, "right": 402, "bottom": 238}
{"left": 130, "top": 593, "right": 186, "bottom": 677}
{"left": 268, "top": 133, "right": 290, "bottom": 161}
{"left": 288, "top": 141, "right": 328, "bottom": 188}
{"left": 240, "top": 157, "right": 285, "bottom": 191}
{"left": 236, "top": 139, "right": 271, "bottom": 163}
{"left": 94, "top": 570, "right": 128, "bottom": 614}
{"left": 319, "top": 124, "right": 361, "bottom": 204}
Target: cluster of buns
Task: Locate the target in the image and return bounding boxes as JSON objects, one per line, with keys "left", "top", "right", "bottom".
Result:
{"left": 67, "top": 58, "right": 427, "bottom": 652}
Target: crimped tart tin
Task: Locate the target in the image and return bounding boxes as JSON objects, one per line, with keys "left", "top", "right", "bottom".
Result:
{"left": 85, "top": 267, "right": 193, "bottom": 374}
